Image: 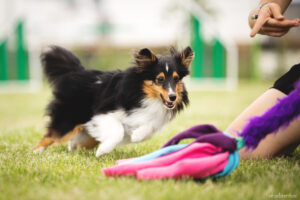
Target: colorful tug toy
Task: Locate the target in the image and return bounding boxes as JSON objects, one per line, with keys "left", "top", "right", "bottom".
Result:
{"left": 102, "top": 82, "right": 300, "bottom": 180}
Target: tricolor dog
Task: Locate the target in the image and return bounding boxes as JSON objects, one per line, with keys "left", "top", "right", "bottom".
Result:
{"left": 34, "top": 46, "right": 194, "bottom": 157}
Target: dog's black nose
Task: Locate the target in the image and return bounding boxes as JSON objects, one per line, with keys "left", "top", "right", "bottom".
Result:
{"left": 169, "top": 94, "right": 177, "bottom": 102}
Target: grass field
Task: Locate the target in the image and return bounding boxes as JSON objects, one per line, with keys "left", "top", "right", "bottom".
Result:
{"left": 0, "top": 81, "right": 299, "bottom": 200}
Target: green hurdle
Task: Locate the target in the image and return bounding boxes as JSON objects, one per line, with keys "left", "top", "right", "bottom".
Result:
{"left": 0, "top": 20, "right": 29, "bottom": 82}
{"left": 190, "top": 15, "right": 204, "bottom": 78}
{"left": 0, "top": 39, "right": 8, "bottom": 81}
{"left": 211, "top": 38, "right": 225, "bottom": 78}
{"left": 190, "top": 15, "right": 226, "bottom": 79}
{"left": 16, "top": 21, "right": 28, "bottom": 80}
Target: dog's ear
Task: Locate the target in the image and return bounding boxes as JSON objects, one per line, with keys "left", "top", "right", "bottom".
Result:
{"left": 134, "top": 48, "right": 157, "bottom": 68}
{"left": 180, "top": 46, "right": 194, "bottom": 68}
{"left": 169, "top": 46, "right": 178, "bottom": 56}
{"left": 170, "top": 46, "right": 194, "bottom": 68}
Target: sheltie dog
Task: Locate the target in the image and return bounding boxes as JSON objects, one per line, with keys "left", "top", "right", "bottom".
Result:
{"left": 34, "top": 46, "right": 194, "bottom": 157}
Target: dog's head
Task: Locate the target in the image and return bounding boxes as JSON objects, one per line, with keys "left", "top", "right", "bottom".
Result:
{"left": 134, "top": 46, "right": 194, "bottom": 110}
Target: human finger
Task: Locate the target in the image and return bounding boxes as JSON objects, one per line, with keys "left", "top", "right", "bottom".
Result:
{"left": 269, "top": 3, "right": 284, "bottom": 20}
{"left": 265, "top": 18, "right": 299, "bottom": 28}
{"left": 250, "top": 12, "right": 270, "bottom": 37}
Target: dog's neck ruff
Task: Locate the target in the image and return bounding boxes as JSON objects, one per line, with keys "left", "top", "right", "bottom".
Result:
{"left": 123, "top": 98, "right": 174, "bottom": 132}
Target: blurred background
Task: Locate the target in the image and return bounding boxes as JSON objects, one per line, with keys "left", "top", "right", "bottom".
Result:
{"left": 0, "top": 0, "right": 299, "bottom": 92}
{"left": 0, "top": 2, "right": 299, "bottom": 198}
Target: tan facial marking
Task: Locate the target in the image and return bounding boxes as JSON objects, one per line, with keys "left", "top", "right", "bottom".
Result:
{"left": 156, "top": 72, "right": 165, "bottom": 83}
{"left": 143, "top": 80, "right": 168, "bottom": 100}
{"left": 143, "top": 80, "right": 158, "bottom": 98}
{"left": 174, "top": 80, "right": 184, "bottom": 105}
{"left": 160, "top": 87, "right": 169, "bottom": 101}
{"left": 173, "top": 72, "right": 179, "bottom": 79}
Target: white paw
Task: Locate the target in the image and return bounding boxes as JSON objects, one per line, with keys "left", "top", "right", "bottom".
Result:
{"left": 68, "top": 141, "right": 77, "bottom": 152}
{"left": 95, "top": 143, "right": 116, "bottom": 157}
{"left": 130, "top": 133, "right": 144, "bottom": 143}
{"left": 33, "top": 147, "right": 45, "bottom": 154}
{"left": 95, "top": 148, "right": 106, "bottom": 157}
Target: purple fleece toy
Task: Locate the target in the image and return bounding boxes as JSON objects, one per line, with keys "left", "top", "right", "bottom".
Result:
{"left": 239, "top": 81, "right": 300, "bottom": 149}
{"left": 162, "top": 124, "right": 237, "bottom": 152}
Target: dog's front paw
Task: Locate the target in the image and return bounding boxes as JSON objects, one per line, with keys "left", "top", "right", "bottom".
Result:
{"left": 96, "top": 148, "right": 105, "bottom": 157}
{"left": 130, "top": 133, "right": 145, "bottom": 143}
{"left": 95, "top": 143, "right": 115, "bottom": 157}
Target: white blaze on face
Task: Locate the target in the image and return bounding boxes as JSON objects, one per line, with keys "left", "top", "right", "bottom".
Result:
{"left": 165, "top": 63, "right": 169, "bottom": 72}
{"left": 168, "top": 83, "right": 176, "bottom": 96}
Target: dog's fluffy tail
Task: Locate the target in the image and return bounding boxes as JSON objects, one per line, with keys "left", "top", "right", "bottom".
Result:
{"left": 41, "top": 46, "right": 85, "bottom": 84}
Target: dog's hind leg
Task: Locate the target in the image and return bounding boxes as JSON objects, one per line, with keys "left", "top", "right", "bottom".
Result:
{"left": 68, "top": 129, "right": 99, "bottom": 151}
{"left": 34, "top": 129, "right": 55, "bottom": 153}
{"left": 85, "top": 113, "right": 125, "bottom": 157}
{"left": 34, "top": 125, "right": 83, "bottom": 153}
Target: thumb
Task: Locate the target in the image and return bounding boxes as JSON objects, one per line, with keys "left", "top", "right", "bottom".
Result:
{"left": 269, "top": 3, "right": 284, "bottom": 20}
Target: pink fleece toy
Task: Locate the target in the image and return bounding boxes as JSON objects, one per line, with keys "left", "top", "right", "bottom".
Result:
{"left": 136, "top": 152, "right": 228, "bottom": 180}
{"left": 102, "top": 142, "right": 229, "bottom": 179}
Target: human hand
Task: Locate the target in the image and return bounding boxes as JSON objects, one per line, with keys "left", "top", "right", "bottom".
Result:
{"left": 249, "top": 2, "right": 300, "bottom": 37}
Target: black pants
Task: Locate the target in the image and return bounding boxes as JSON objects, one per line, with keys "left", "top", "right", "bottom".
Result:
{"left": 272, "top": 63, "right": 300, "bottom": 95}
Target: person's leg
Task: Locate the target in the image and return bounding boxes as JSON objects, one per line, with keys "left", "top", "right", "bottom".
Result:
{"left": 226, "top": 63, "right": 300, "bottom": 159}
{"left": 226, "top": 88, "right": 300, "bottom": 159}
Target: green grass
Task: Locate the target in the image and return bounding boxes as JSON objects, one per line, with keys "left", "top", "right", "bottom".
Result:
{"left": 0, "top": 81, "right": 299, "bottom": 200}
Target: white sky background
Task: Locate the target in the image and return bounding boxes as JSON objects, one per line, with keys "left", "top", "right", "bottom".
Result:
{"left": 101, "top": 0, "right": 187, "bottom": 47}
{"left": 205, "top": 0, "right": 255, "bottom": 43}
{"left": 2, "top": 0, "right": 298, "bottom": 49}
{"left": 0, "top": 0, "right": 187, "bottom": 48}
{"left": 90, "top": 0, "right": 258, "bottom": 46}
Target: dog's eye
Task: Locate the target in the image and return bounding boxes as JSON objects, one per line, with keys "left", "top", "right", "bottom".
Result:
{"left": 173, "top": 76, "right": 179, "bottom": 82}
{"left": 157, "top": 77, "right": 165, "bottom": 84}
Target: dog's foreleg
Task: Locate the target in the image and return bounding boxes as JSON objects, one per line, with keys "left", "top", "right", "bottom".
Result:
{"left": 85, "top": 114, "right": 125, "bottom": 157}
{"left": 94, "top": 118, "right": 124, "bottom": 157}
{"left": 130, "top": 126, "right": 153, "bottom": 143}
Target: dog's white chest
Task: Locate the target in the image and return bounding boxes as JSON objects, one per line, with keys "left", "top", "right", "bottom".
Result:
{"left": 122, "top": 99, "right": 173, "bottom": 134}
{"left": 84, "top": 99, "right": 173, "bottom": 154}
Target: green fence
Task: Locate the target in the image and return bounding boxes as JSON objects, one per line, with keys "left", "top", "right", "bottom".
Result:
{"left": 190, "top": 15, "right": 226, "bottom": 79}
{"left": 0, "top": 20, "right": 29, "bottom": 82}
{"left": 0, "top": 39, "right": 8, "bottom": 81}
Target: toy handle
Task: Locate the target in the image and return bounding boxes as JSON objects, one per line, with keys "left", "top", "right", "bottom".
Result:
{"left": 162, "top": 124, "right": 222, "bottom": 148}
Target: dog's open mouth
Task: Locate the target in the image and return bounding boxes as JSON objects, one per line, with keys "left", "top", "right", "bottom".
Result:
{"left": 160, "top": 94, "right": 175, "bottom": 109}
